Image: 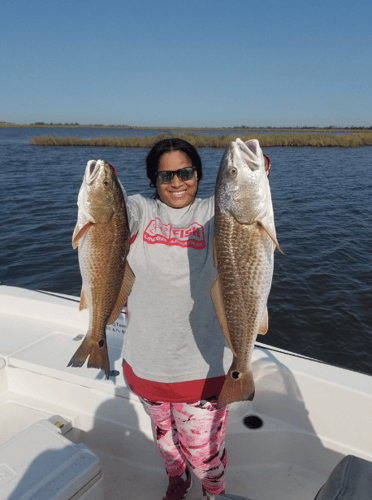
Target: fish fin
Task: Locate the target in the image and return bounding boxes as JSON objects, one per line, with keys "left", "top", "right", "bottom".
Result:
{"left": 259, "top": 308, "right": 269, "bottom": 335}
{"left": 67, "top": 335, "right": 110, "bottom": 379}
{"left": 87, "top": 340, "right": 110, "bottom": 379}
{"left": 211, "top": 276, "right": 237, "bottom": 357}
{"left": 67, "top": 336, "right": 91, "bottom": 368}
{"left": 217, "top": 369, "right": 255, "bottom": 408}
{"left": 107, "top": 262, "right": 135, "bottom": 324}
{"left": 79, "top": 289, "right": 88, "bottom": 311}
{"left": 72, "top": 222, "right": 93, "bottom": 249}
{"left": 257, "top": 221, "right": 284, "bottom": 254}
{"left": 213, "top": 236, "right": 218, "bottom": 268}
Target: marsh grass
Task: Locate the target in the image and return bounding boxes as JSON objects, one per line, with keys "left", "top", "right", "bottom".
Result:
{"left": 29, "top": 132, "right": 372, "bottom": 148}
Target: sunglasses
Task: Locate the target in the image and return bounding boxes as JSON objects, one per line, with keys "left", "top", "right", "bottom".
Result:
{"left": 156, "top": 166, "right": 196, "bottom": 184}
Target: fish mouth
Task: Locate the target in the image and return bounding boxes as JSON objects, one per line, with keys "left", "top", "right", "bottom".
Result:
{"left": 233, "top": 139, "right": 262, "bottom": 172}
{"left": 85, "top": 160, "right": 105, "bottom": 185}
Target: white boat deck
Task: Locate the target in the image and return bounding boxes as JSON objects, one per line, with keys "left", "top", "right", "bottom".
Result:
{"left": 1, "top": 285, "right": 371, "bottom": 500}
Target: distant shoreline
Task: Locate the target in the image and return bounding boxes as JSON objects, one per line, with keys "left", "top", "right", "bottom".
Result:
{"left": 29, "top": 132, "right": 372, "bottom": 148}
{"left": 1, "top": 122, "right": 371, "bottom": 133}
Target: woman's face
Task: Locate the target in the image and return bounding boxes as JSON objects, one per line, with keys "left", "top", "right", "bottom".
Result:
{"left": 156, "top": 150, "right": 198, "bottom": 208}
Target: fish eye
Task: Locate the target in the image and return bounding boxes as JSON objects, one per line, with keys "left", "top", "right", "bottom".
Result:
{"left": 229, "top": 167, "right": 238, "bottom": 177}
{"left": 103, "top": 180, "right": 109, "bottom": 187}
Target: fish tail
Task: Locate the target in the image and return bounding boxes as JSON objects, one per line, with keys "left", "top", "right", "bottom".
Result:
{"left": 67, "top": 336, "right": 110, "bottom": 379}
{"left": 217, "top": 369, "right": 255, "bottom": 408}
{"left": 87, "top": 340, "right": 110, "bottom": 379}
{"left": 67, "top": 337, "right": 91, "bottom": 368}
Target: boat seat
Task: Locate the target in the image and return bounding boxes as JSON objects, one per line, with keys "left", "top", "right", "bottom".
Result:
{"left": 314, "top": 455, "right": 372, "bottom": 500}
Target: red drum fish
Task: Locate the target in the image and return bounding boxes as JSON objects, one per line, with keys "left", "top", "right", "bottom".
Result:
{"left": 212, "top": 139, "right": 282, "bottom": 407}
{"left": 68, "top": 160, "right": 134, "bottom": 378}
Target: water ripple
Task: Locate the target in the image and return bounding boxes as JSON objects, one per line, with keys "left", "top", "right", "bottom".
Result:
{"left": 1, "top": 130, "right": 372, "bottom": 375}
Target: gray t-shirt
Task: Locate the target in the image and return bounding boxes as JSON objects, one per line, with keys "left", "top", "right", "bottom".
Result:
{"left": 121, "top": 194, "right": 232, "bottom": 384}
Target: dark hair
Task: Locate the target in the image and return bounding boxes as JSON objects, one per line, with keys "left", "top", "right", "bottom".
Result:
{"left": 146, "top": 138, "right": 203, "bottom": 197}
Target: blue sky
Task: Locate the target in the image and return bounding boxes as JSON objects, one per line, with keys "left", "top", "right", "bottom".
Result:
{"left": 2, "top": 0, "right": 371, "bottom": 127}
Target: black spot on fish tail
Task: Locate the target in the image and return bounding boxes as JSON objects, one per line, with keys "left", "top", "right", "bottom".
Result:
{"left": 217, "top": 370, "right": 255, "bottom": 408}
{"left": 67, "top": 336, "right": 110, "bottom": 379}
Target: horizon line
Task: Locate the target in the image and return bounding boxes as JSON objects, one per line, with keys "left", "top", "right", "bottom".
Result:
{"left": 1, "top": 122, "right": 371, "bottom": 130}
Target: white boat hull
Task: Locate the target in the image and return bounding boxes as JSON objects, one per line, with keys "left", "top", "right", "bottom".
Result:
{"left": 0, "top": 285, "right": 371, "bottom": 499}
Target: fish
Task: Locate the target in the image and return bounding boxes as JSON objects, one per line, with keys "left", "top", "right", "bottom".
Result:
{"left": 68, "top": 160, "right": 135, "bottom": 379}
{"left": 212, "top": 138, "right": 282, "bottom": 408}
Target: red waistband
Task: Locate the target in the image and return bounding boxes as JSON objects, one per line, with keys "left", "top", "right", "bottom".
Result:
{"left": 123, "top": 362, "right": 226, "bottom": 402}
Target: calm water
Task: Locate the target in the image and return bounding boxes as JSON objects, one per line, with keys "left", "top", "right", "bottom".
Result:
{"left": 1, "top": 128, "right": 372, "bottom": 375}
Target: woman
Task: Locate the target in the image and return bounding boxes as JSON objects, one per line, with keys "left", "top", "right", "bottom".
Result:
{"left": 122, "top": 138, "right": 270, "bottom": 500}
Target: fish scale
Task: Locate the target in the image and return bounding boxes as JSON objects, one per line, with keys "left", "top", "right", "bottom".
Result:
{"left": 80, "top": 220, "right": 126, "bottom": 342}
{"left": 216, "top": 213, "right": 271, "bottom": 359}
{"left": 68, "top": 160, "right": 135, "bottom": 379}
{"left": 212, "top": 138, "right": 281, "bottom": 408}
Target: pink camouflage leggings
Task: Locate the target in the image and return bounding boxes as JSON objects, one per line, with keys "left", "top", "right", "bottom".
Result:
{"left": 141, "top": 397, "right": 229, "bottom": 495}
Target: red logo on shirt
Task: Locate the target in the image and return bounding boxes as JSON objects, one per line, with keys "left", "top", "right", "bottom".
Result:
{"left": 144, "top": 218, "right": 206, "bottom": 249}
